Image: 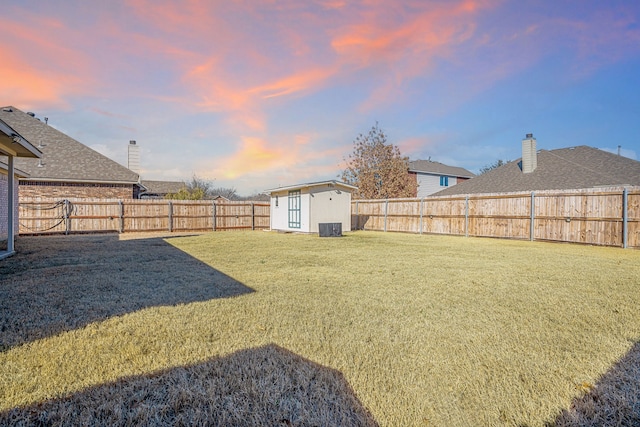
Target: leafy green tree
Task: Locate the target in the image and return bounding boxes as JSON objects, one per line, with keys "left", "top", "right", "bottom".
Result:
{"left": 479, "top": 159, "right": 506, "bottom": 175}
{"left": 341, "top": 123, "right": 417, "bottom": 199}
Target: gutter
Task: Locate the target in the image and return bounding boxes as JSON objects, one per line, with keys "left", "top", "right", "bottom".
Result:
{"left": 19, "top": 177, "right": 141, "bottom": 185}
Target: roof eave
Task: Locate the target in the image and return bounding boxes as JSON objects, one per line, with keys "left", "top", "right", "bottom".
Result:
{"left": 0, "top": 162, "right": 30, "bottom": 178}
{"left": 265, "top": 180, "right": 358, "bottom": 194}
{"left": 0, "top": 119, "right": 42, "bottom": 158}
{"left": 19, "top": 177, "right": 140, "bottom": 185}
{"left": 409, "top": 169, "right": 475, "bottom": 178}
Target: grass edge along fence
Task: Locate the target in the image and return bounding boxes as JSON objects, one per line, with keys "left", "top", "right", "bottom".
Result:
{"left": 19, "top": 198, "right": 270, "bottom": 235}
{"left": 352, "top": 186, "right": 640, "bottom": 248}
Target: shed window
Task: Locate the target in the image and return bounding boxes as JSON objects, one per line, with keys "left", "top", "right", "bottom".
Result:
{"left": 288, "top": 190, "right": 301, "bottom": 228}
{"left": 440, "top": 176, "right": 449, "bottom": 187}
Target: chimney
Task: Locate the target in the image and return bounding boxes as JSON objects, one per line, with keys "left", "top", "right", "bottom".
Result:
{"left": 522, "top": 133, "right": 537, "bottom": 173}
{"left": 128, "top": 140, "right": 140, "bottom": 173}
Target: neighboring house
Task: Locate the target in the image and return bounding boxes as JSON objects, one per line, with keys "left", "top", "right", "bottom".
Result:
{"left": 0, "top": 117, "right": 41, "bottom": 258}
{"left": 0, "top": 106, "right": 140, "bottom": 200}
{"left": 266, "top": 181, "right": 357, "bottom": 234}
{"left": 435, "top": 134, "right": 640, "bottom": 196}
{"left": 139, "top": 180, "right": 186, "bottom": 199}
{"left": 409, "top": 160, "right": 475, "bottom": 197}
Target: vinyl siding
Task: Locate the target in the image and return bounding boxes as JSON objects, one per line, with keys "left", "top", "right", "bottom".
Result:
{"left": 416, "top": 173, "right": 458, "bottom": 198}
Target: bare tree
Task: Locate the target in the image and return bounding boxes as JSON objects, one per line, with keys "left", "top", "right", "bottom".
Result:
{"left": 341, "top": 123, "right": 417, "bottom": 199}
{"left": 479, "top": 159, "right": 506, "bottom": 175}
{"left": 236, "top": 192, "right": 270, "bottom": 202}
{"left": 166, "top": 175, "right": 214, "bottom": 200}
{"left": 210, "top": 187, "right": 238, "bottom": 200}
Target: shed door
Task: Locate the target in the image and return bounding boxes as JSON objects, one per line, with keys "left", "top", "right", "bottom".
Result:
{"left": 288, "top": 190, "right": 301, "bottom": 228}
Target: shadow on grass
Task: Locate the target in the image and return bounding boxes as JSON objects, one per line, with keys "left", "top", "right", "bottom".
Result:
{"left": 0, "top": 234, "right": 253, "bottom": 351}
{"left": 543, "top": 341, "right": 640, "bottom": 427}
{"left": 0, "top": 343, "right": 378, "bottom": 427}
{"left": 351, "top": 214, "right": 370, "bottom": 231}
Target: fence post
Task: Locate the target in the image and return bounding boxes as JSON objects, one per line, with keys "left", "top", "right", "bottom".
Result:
{"left": 212, "top": 201, "right": 217, "bottom": 231}
{"left": 168, "top": 201, "right": 173, "bottom": 232}
{"left": 251, "top": 202, "right": 255, "bottom": 230}
{"left": 355, "top": 201, "right": 359, "bottom": 230}
{"left": 119, "top": 200, "right": 124, "bottom": 233}
{"left": 465, "top": 196, "right": 469, "bottom": 237}
{"left": 384, "top": 199, "right": 388, "bottom": 232}
{"left": 419, "top": 198, "right": 424, "bottom": 234}
{"left": 530, "top": 192, "right": 535, "bottom": 241}
{"left": 64, "top": 199, "right": 71, "bottom": 235}
{"left": 623, "top": 188, "right": 628, "bottom": 249}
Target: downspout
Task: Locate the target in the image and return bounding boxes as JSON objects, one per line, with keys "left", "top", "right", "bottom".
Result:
{"left": 7, "top": 155, "right": 15, "bottom": 255}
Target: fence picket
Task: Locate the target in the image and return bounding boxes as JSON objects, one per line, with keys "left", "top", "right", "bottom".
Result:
{"left": 19, "top": 198, "right": 270, "bottom": 235}
{"left": 349, "top": 187, "right": 640, "bottom": 248}
{"left": 18, "top": 187, "right": 640, "bottom": 248}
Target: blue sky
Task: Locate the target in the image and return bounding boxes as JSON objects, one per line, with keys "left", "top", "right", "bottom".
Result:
{"left": 2, "top": 0, "right": 639, "bottom": 195}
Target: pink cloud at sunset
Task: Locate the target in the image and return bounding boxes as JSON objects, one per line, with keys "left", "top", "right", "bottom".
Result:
{"left": 1, "top": 1, "right": 639, "bottom": 194}
{"left": 0, "top": 49, "right": 65, "bottom": 109}
{"left": 331, "top": 0, "right": 489, "bottom": 65}
{"left": 206, "top": 134, "right": 344, "bottom": 182}
{"left": 253, "top": 66, "right": 339, "bottom": 100}
{"left": 0, "top": 15, "right": 95, "bottom": 108}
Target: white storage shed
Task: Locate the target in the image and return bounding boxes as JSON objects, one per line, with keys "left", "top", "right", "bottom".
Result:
{"left": 266, "top": 181, "right": 357, "bottom": 234}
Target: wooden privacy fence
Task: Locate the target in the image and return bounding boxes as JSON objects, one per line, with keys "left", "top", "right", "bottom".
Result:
{"left": 19, "top": 198, "right": 270, "bottom": 235}
{"left": 352, "top": 187, "right": 640, "bottom": 248}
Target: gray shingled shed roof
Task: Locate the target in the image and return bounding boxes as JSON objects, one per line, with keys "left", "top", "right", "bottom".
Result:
{"left": 409, "top": 160, "right": 475, "bottom": 178}
{"left": 265, "top": 180, "right": 358, "bottom": 194}
{"left": 140, "top": 180, "right": 186, "bottom": 195}
{"left": 435, "top": 146, "right": 640, "bottom": 196}
{"left": 0, "top": 106, "right": 139, "bottom": 184}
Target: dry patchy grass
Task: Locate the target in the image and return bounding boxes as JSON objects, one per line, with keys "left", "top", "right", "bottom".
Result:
{"left": 1, "top": 231, "right": 640, "bottom": 426}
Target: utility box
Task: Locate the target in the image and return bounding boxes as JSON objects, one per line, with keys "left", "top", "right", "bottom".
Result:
{"left": 319, "top": 222, "right": 342, "bottom": 237}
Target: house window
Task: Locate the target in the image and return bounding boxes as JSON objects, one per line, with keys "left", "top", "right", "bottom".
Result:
{"left": 288, "top": 190, "right": 301, "bottom": 228}
{"left": 440, "top": 176, "right": 449, "bottom": 187}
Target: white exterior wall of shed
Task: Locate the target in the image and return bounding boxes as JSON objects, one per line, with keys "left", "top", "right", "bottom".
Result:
{"left": 270, "top": 191, "right": 289, "bottom": 231}
{"left": 308, "top": 185, "right": 352, "bottom": 233}
{"left": 415, "top": 173, "right": 459, "bottom": 198}
{"left": 270, "top": 189, "right": 312, "bottom": 232}
{"left": 269, "top": 183, "right": 353, "bottom": 233}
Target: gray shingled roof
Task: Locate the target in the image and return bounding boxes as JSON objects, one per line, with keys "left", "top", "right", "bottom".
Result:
{"left": 0, "top": 118, "right": 41, "bottom": 159}
{"left": 140, "top": 180, "right": 186, "bottom": 195}
{"left": 409, "top": 160, "right": 475, "bottom": 178}
{"left": 0, "top": 106, "right": 139, "bottom": 184}
{"left": 435, "top": 146, "right": 640, "bottom": 196}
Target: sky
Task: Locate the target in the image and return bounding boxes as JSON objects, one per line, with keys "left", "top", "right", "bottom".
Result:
{"left": 2, "top": 0, "right": 640, "bottom": 195}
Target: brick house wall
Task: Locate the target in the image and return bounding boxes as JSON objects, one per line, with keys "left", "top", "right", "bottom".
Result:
{"left": 19, "top": 181, "right": 136, "bottom": 200}
{"left": 0, "top": 173, "right": 19, "bottom": 243}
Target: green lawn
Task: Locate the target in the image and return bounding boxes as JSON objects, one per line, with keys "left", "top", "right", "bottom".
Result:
{"left": 1, "top": 231, "right": 639, "bottom": 426}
